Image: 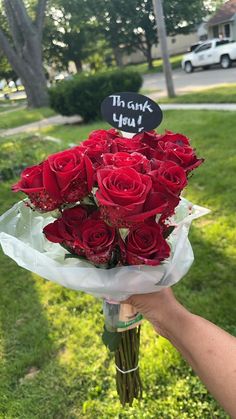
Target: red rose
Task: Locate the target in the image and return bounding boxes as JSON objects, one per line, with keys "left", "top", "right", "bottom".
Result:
{"left": 103, "top": 152, "right": 151, "bottom": 173}
{"left": 80, "top": 217, "right": 117, "bottom": 265}
{"left": 12, "top": 164, "right": 61, "bottom": 211}
{"left": 43, "top": 206, "right": 88, "bottom": 255}
{"left": 154, "top": 133, "right": 204, "bottom": 173}
{"left": 158, "top": 130, "right": 190, "bottom": 146}
{"left": 43, "top": 218, "right": 76, "bottom": 248}
{"left": 122, "top": 221, "right": 170, "bottom": 266}
{"left": 110, "top": 137, "right": 150, "bottom": 157}
{"left": 150, "top": 161, "right": 188, "bottom": 196}
{"left": 96, "top": 167, "right": 168, "bottom": 227}
{"left": 43, "top": 147, "right": 94, "bottom": 203}
{"left": 62, "top": 205, "right": 88, "bottom": 227}
{"left": 149, "top": 161, "right": 187, "bottom": 220}
{"left": 133, "top": 130, "right": 160, "bottom": 150}
{"left": 43, "top": 209, "right": 117, "bottom": 265}
{"left": 80, "top": 139, "right": 110, "bottom": 169}
{"left": 154, "top": 141, "right": 201, "bottom": 172}
{"left": 88, "top": 128, "right": 119, "bottom": 142}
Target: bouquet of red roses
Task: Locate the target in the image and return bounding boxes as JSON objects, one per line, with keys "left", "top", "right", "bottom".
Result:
{"left": 0, "top": 128, "right": 207, "bottom": 406}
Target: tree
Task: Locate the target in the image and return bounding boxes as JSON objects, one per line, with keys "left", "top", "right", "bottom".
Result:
{"left": 93, "top": 0, "right": 157, "bottom": 69}
{"left": 132, "top": 0, "right": 157, "bottom": 69}
{"left": 44, "top": 0, "right": 103, "bottom": 73}
{"left": 0, "top": 0, "right": 49, "bottom": 107}
{"left": 94, "top": 0, "right": 207, "bottom": 69}
{"left": 204, "top": 0, "right": 225, "bottom": 12}
{"left": 163, "top": 0, "right": 207, "bottom": 36}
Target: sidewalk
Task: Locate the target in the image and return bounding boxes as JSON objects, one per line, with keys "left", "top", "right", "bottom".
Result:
{"left": 160, "top": 103, "right": 236, "bottom": 111}
{"left": 0, "top": 104, "right": 235, "bottom": 137}
{"left": 0, "top": 114, "right": 82, "bottom": 137}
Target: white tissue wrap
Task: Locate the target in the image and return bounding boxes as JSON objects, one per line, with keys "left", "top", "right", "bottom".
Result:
{"left": 0, "top": 198, "right": 210, "bottom": 300}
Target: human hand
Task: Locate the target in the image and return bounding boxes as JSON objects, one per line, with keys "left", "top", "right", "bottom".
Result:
{"left": 124, "top": 288, "right": 187, "bottom": 339}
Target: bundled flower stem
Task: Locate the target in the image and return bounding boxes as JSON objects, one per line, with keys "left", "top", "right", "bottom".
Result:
{"left": 115, "top": 326, "right": 142, "bottom": 406}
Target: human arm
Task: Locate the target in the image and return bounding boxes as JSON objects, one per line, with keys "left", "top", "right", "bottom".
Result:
{"left": 125, "top": 289, "right": 236, "bottom": 418}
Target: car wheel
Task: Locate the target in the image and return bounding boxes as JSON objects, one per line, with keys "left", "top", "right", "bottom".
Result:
{"left": 184, "top": 61, "right": 193, "bottom": 73}
{"left": 220, "top": 55, "right": 231, "bottom": 69}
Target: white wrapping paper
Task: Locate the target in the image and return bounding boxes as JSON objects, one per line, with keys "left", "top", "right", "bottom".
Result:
{"left": 0, "top": 199, "right": 210, "bottom": 300}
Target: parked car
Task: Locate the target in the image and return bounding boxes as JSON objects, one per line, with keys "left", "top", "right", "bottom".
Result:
{"left": 188, "top": 42, "right": 202, "bottom": 52}
{"left": 0, "top": 79, "right": 6, "bottom": 90}
{"left": 182, "top": 38, "right": 236, "bottom": 73}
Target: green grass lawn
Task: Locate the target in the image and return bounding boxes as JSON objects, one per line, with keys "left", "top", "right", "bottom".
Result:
{"left": 126, "top": 54, "right": 182, "bottom": 75}
{"left": 160, "top": 83, "right": 236, "bottom": 104}
{"left": 0, "top": 106, "right": 21, "bottom": 114}
{"left": 0, "top": 107, "right": 56, "bottom": 130}
{"left": 0, "top": 103, "right": 25, "bottom": 114}
{"left": 0, "top": 110, "right": 235, "bottom": 418}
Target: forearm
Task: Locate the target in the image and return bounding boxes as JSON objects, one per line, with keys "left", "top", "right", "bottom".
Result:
{"left": 162, "top": 307, "right": 236, "bottom": 417}
{"left": 127, "top": 290, "right": 236, "bottom": 416}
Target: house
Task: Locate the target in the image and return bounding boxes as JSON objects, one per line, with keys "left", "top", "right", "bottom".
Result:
{"left": 122, "top": 32, "right": 200, "bottom": 66}
{"left": 207, "top": 0, "right": 236, "bottom": 40}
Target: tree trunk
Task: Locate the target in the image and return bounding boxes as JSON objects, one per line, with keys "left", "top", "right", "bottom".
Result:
{"left": 113, "top": 47, "right": 123, "bottom": 68}
{"left": 21, "top": 70, "right": 49, "bottom": 108}
{"left": 0, "top": 0, "right": 49, "bottom": 108}
{"left": 74, "top": 58, "right": 83, "bottom": 73}
{"left": 11, "top": 42, "right": 49, "bottom": 108}
{"left": 146, "top": 45, "right": 153, "bottom": 70}
{"left": 8, "top": 45, "right": 49, "bottom": 108}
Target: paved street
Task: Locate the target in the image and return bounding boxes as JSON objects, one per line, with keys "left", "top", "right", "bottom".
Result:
{"left": 1, "top": 64, "right": 236, "bottom": 102}
{"left": 143, "top": 65, "right": 236, "bottom": 98}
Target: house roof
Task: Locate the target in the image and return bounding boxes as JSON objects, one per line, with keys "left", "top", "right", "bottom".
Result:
{"left": 208, "top": 0, "right": 236, "bottom": 26}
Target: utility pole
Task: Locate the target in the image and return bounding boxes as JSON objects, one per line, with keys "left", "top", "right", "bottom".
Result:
{"left": 152, "top": 0, "right": 176, "bottom": 98}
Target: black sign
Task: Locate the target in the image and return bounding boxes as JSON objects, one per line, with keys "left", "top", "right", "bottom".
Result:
{"left": 101, "top": 92, "right": 163, "bottom": 133}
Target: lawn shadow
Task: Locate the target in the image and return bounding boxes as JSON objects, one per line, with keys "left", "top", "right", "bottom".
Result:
{"left": 0, "top": 251, "right": 99, "bottom": 419}
{"left": 0, "top": 225, "right": 234, "bottom": 418}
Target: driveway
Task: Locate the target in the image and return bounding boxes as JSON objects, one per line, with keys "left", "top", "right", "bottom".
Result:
{"left": 143, "top": 65, "right": 236, "bottom": 98}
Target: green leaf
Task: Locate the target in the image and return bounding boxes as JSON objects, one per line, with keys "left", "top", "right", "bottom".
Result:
{"left": 163, "top": 225, "right": 175, "bottom": 239}
{"left": 64, "top": 253, "right": 82, "bottom": 260}
{"left": 107, "top": 245, "right": 120, "bottom": 269}
{"left": 102, "top": 326, "right": 121, "bottom": 352}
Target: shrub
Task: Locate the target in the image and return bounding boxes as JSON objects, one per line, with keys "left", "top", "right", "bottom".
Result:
{"left": 49, "top": 69, "right": 142, "bottom": 122}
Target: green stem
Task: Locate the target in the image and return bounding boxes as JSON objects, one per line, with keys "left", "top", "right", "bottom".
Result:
{"left": 119, "top": 335, "right": 128, "bottom": 406}
{"left": 115, "top": 349, "right": 123, "bottom": 404}
{"left": 125, "top": 330, "right": 135, "bottom": 404}
{"left": 115, "top": 326, "right": 142, "bottom": 406}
